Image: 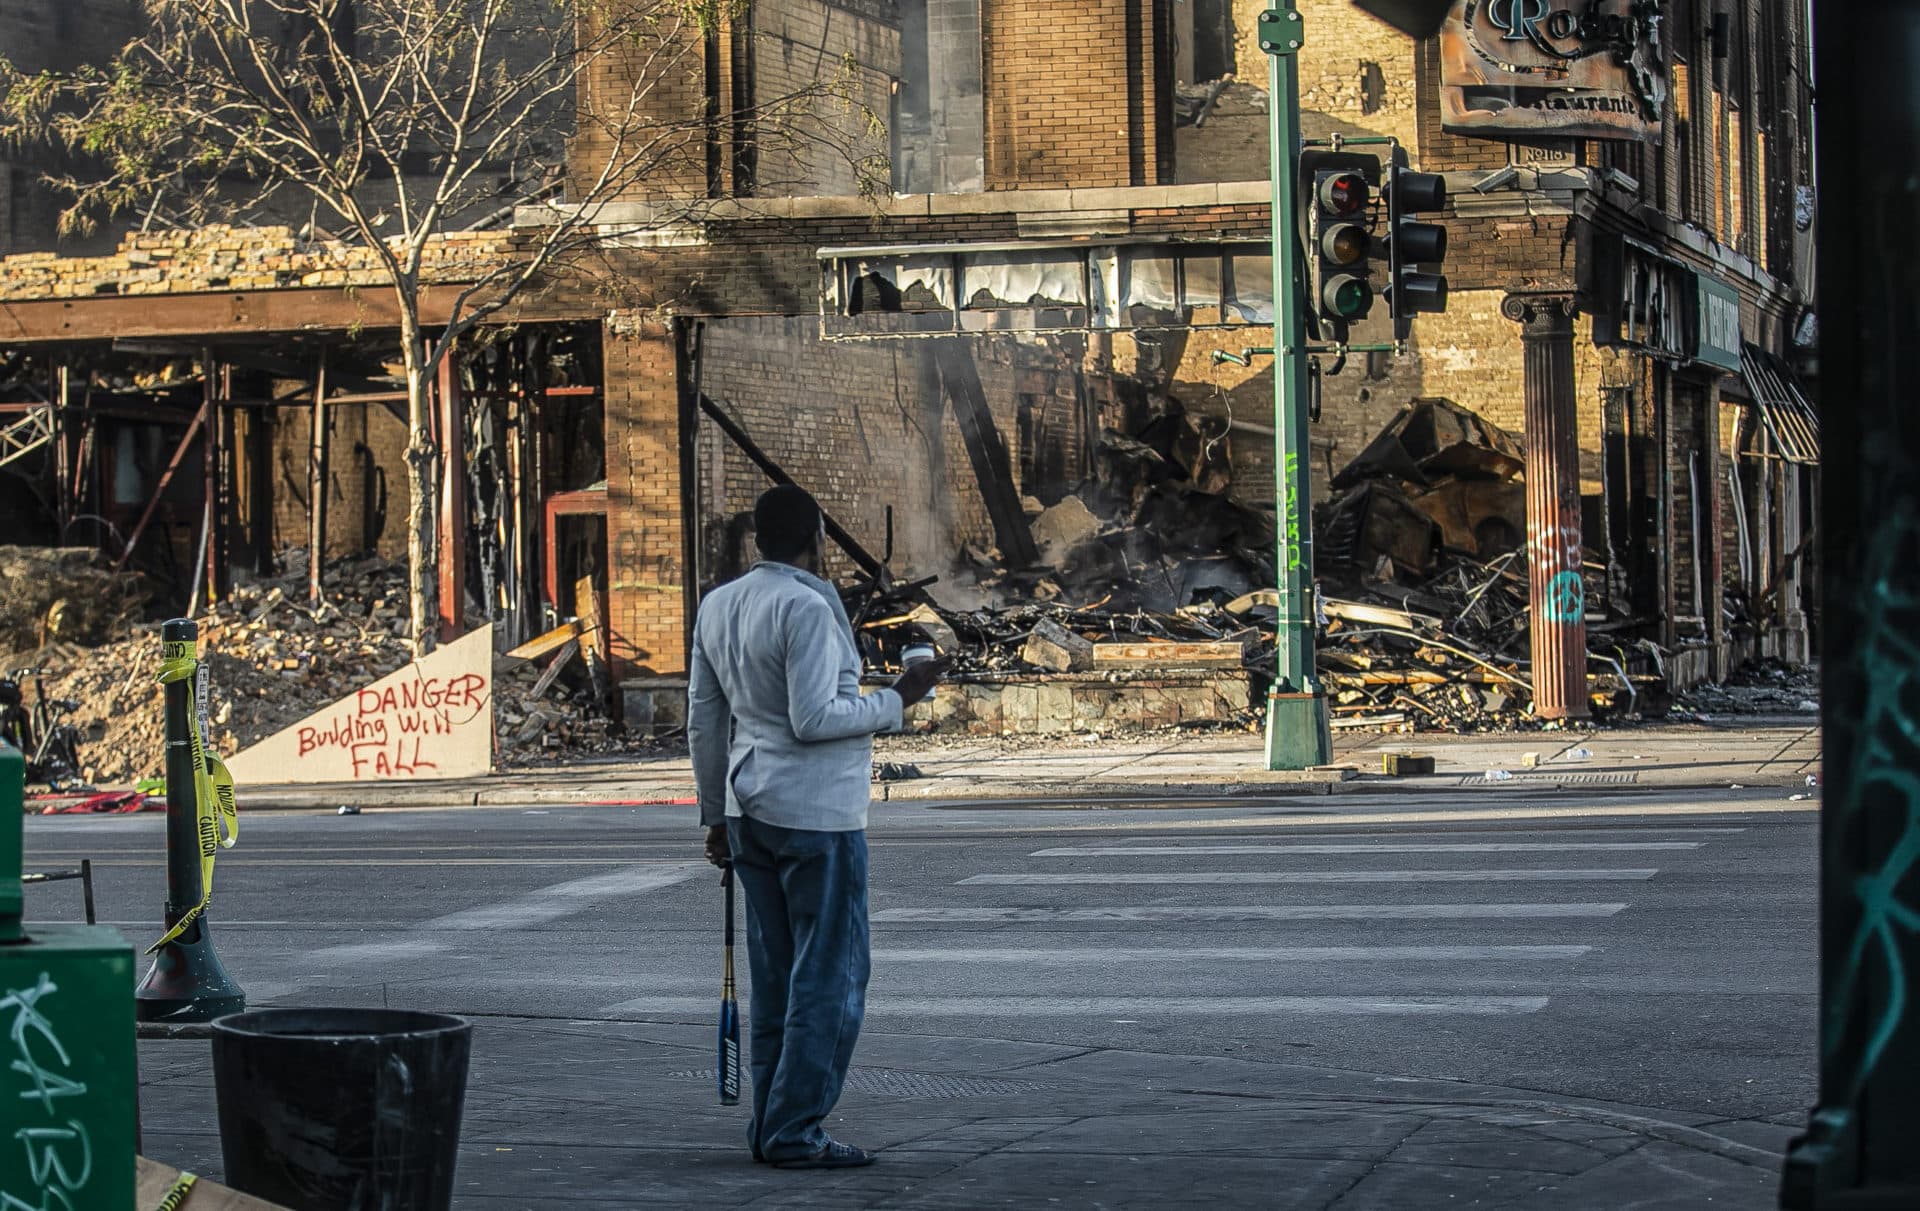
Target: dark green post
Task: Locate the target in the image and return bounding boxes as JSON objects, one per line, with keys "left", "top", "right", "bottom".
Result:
{"left": 1779, "top": 2, "right": 1920, "bottom": 1204}
{"left": 134, "top": 618, "right": 244, "bottom": 1023}
{"left": 1259, "top": 6, "right": 1333, "bottom": 770}
{"left": 3, "top": 732, "right": 138, "bottom": 1208}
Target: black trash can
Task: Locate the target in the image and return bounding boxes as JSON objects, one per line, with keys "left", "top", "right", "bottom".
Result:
{"left": 211, "top": 1008, "right": 472, "bottom": 1211}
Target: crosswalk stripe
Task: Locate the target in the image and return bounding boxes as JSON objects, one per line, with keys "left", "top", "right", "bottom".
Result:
{"left": 1030, "top": 843, "right": 1703, "bottom": 856}
{"left": 882, "top": 945, "right": 1590, "bottom": 963}
{"left": 602, "top": 995, "right": 1551, "bottom": 1017}
{"left": 874, "top": 903, "right": 1627, "bottom": 922}
{"left": 959, "top": 869, "right": 1658, "bottom": 885}
{"left": 304, "top": 863, "right": 706, "bottom": 967}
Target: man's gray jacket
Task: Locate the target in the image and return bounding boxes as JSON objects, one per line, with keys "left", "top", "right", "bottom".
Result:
{"left": 688, "top": 561, "right": 903, "bottom": 831}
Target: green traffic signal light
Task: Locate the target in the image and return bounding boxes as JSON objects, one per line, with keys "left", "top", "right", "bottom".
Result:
{"left": 1322, "top": 273, "right": 1372, "bottom": 318}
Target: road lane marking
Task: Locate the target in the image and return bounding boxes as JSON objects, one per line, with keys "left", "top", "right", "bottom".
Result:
{"left": 881, "top": 945, "right": 1591, "bottom": 962}
{"left": 298, "top": 864, "right": 708, "bottom": 970}
{"left": 1030, "top": 842, "right": 1704, "bottom": 856}
{"left": 602, "top": 995, "right": 1551, "bottom": 1017}
{"left": 78, "top": 858, "right": 693, "bottom": 867}
{"left": 1016, "top": 803, "right": 1812, "bottom": 831}
{"left": 423, "top": 864, "right": 709, "bottom": 932}
{"left": 874, "top": 903, "right": 1628, "bottom": 922}
{"left": 959, "top": 869, "right": 1659, "bottom": 885}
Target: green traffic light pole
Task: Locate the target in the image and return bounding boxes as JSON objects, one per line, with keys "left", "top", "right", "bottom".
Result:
{"left": 1258, "top": 7, "right": 1332, "bottom": 770}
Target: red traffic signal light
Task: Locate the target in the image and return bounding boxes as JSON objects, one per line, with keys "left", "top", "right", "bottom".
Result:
{"left": 1316, "top": 171, "right": 1369, "bottom": 218}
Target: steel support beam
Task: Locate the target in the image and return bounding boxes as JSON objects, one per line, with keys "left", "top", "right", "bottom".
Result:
{"left": 0, "top": 285, "right": 490, "bottom": 344}
{"left": 308, "top": 349, "right": 330, "bottom": 606}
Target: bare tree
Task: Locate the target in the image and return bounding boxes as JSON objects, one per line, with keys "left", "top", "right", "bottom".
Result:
{"left": 1, "top": 0, "right": 885, "bottom": 653}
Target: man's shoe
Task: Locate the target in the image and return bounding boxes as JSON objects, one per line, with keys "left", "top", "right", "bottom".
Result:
{"left": 767, "top": 1138, "right": 876, "bottom": 1169}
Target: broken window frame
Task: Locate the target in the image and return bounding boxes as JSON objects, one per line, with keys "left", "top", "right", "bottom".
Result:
{"left": 819, "top": 239, "right": 1271, "bottom": 339}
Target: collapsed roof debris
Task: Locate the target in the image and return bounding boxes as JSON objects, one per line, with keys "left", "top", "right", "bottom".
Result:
{"left": 841, "top": 394, "right": 1671, "bottom": 734}
{"left": 2, "top": 555, "right": 628, "bottom": 787}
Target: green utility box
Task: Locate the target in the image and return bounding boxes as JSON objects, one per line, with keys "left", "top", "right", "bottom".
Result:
{"left": 0, "top": 742, "right": 137, "bottom": 1210}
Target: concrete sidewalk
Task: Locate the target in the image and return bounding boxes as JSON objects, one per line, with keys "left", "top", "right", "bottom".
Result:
{"left": 207, "top": 719, "right": 1821, "bottom": 811}
{"left": 136, "top": 1017, "right": 1793, "bottom": 1208}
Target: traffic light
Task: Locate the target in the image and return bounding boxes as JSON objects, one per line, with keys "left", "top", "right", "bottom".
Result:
{"left": 1382, "top": 146, "right": 1449, "bottom": 341}
{"left": 1309, "top": 167, "right": 1375, "bottom": 338}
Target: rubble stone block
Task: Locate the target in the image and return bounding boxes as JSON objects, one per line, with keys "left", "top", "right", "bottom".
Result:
{"left": 1035, "top": 682, "right": 1076, "bottom": 733}
{"left": 964, "top": 683, "right": 1004, "bottom": 733}
{"left": 1022, "top": 618, "right": 1095, "bottom": 673}
{"left": 1000, "top": 684, "right": 1039, "bottom": 733}
{"left": 1072, "top": 689, "right": 1107, "bottom": 725}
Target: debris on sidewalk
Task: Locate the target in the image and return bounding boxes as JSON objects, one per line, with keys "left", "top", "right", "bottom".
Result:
{"left": 3, "top": 554, "right": 628, "bottom": 785}
{"left": 1672, "top": 660, "right": 1820, "bottom": 718}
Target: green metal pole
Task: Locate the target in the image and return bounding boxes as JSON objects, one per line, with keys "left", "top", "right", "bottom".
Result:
{"left": 134, "top": 618, "right": 244, "bottom": 1022}
{"left": 1260, "top": 7, "right": 1332, "bottom": 771}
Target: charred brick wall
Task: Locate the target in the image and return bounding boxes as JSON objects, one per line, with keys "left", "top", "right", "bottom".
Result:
{"left": 257, "top": 401, "right": 411, "bottom": 564}
{"left": 694, "top": 316, "right": 1015, "bottom": 588}
{"left": 980, "top": 0, "right": 1162, "bottom": 188}
{"left": 746, "top": 0, "right": 901, "bottom": 196}
{"left": 0, "top": 0, "right": 143, "bottom": 254}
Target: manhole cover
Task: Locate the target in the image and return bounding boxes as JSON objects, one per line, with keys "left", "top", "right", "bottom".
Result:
{"left": 665, "top": 1066, "right": 1056, "bottom": 1100}
{"left": 1458, "top": 771, "right": 1641, "bottom": 787}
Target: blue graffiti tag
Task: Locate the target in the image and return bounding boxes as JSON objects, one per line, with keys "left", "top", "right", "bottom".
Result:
{"left": 1542, "top": 570, "right": 1584, "bottom": 624}
{"left": 1828, "top": 517, "right": 1920, "bottom": 1102}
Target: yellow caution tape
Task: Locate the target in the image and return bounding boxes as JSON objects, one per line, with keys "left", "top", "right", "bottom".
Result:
{"left": 148, "top": 639, "right": 238, "bottom": 954}
{"left": 155, "top": 1171, "right": 197, "bottom": 1210}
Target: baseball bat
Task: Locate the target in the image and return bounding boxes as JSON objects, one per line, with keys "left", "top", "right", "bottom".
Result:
{"left": 718, "top": 865, "right": 741, "bottom": 1105}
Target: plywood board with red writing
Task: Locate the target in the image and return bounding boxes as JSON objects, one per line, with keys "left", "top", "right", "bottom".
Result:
{"left": 225, "top": 625, "right": 494, "bottom": 784}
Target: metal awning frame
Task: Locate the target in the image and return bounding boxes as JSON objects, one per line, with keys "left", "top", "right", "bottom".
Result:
{"left": 1737, "top": 342, "right": 1821, "bottom": 465}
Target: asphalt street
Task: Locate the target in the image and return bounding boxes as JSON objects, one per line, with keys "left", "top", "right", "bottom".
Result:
{"left": 21, "top": 787, "right": 1819, "bottom": 1206}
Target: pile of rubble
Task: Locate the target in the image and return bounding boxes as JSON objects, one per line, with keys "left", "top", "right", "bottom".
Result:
{"left": 0, "top": 546, "right": 149, "bottom": 654}
{"left": 1308, "top": 399, "right": 1661, "bottom": 730}
{"left": 1673, "top": 660, "right": 1819, "bottom": 720}
{"left": 5, "top": 554, "right": 627, "bottom": 787}
{"left": 844, "top": 397, "right": 1665, "bottom": 734}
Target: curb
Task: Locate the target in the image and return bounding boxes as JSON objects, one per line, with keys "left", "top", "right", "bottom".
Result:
{"left": 198, "top": 773, "right": 1815, "bottom": 812}
{"left": 135, "top": 1021, "right": 215, "bottom": 1040}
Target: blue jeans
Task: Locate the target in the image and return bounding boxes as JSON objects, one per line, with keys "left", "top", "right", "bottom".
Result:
{"left": 725, "top": 815, "right": 870, "bottom": 1159}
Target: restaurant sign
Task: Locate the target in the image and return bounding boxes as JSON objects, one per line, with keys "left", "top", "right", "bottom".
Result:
{"left": 1439, "top": 0, "right": 1666, "bottom": 142}
{"left": 1694, "top": 274, "right": 1743, "bottom": 372}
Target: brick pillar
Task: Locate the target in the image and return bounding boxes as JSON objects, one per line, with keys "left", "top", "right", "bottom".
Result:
{"left": 1503, "top": 292, "right": 1589, "bottom": 720}
{"left": 602, "top": 317, "right": 689, "bottom": 676}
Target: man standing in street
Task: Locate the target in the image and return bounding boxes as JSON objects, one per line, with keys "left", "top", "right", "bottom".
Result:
{"left": 689, "top": 484, "right": 943, "bottom": 1169}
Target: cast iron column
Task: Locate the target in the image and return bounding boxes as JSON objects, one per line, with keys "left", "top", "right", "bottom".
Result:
{"left": 1503, "top": 292, "right": 1588, "bottom": 720}
{"left": 1780, "top": 0, "right": 1920, "bottom": 1203}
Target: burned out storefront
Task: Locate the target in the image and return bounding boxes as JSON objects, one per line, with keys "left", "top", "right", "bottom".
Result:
{"left": 0, "top": 0, "right": 1816, "bottom": 747}
{"left": 0, "top": 231, "right": 616, "bottom": 659}
{"left": 1580, "top": 222, "right": 1817, "bottom": 683}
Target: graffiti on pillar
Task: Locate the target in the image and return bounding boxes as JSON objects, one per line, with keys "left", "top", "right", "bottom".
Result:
{"left": 1528, "top": 524, "right": 1581, "bottom": 574}
{"left": 613, "top": 529, "right": 684, "bottom": 593}
{"left": 1826, "top": 511, "right": 1920, "bottom": 1104}
{"left": 1282, "top": 452, "right": 1304, "bottom": 572}
{"left": 1543, "top": 570, "right": 1585, "bottom": 624}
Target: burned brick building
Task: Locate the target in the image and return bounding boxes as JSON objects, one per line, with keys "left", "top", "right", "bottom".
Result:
{"left": 0, "top": 0, "right": 1816, "bottom": 732}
